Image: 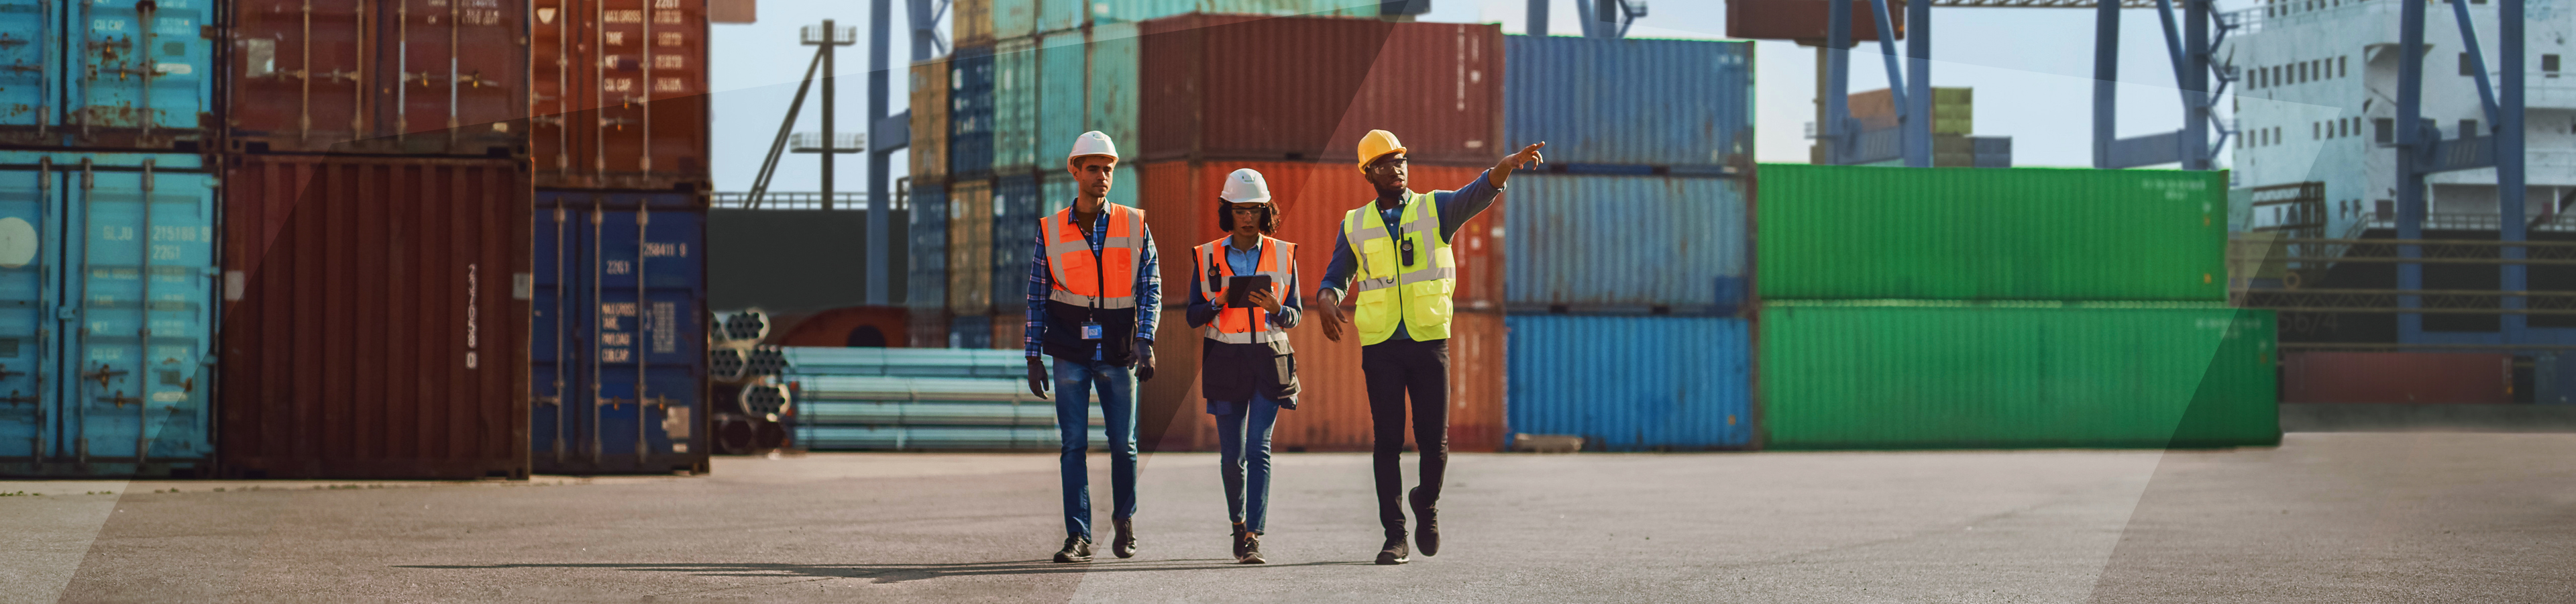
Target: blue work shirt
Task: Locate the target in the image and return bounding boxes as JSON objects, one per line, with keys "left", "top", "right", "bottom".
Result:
{"left": 1316, "top": 169, "right": 1505, "bottom": 342}
{"left": 1025, "top": 204, "right": 1162, "bottom": 360}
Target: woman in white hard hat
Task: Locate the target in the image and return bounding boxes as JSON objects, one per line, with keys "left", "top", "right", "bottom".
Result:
{"left": 1183, "top": 168, "right": 1303, "bottom": 564}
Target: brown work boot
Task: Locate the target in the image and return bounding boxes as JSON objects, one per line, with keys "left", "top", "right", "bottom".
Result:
{"left": 1111, "top": 517, "right": 1138, "bottom": 558}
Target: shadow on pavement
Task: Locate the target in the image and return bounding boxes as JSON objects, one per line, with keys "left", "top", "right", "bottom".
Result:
{"left": 396, "top": 558, "right": 1378, "bottom": 583}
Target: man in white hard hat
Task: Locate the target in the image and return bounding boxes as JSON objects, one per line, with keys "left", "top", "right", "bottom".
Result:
{"left": 1024, "top": 131, "right": 1161, "bottom": 564}
{"left": 1183, "top": 168, "right": 1304, "bottom": 564}
{"left": 1316, "top": 130, "right": 1545, "bottom": 564}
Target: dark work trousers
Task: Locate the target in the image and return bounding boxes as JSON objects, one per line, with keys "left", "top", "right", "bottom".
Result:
{"left": 1361, "top": 338, "right": 1448, "bottom": 537}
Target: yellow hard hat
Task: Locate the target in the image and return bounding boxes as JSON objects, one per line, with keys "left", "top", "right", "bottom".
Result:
{"left": 1356, "top": 130, "right": 1406, "bottom": 174}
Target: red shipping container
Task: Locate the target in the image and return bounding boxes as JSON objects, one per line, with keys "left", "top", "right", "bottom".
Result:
{"left": 2282, "top": 352, "right": 2515, "bottom": 405}
{"left": 1137, "top": 160, "right": 1503, "bottom": 311}
{"left": 1138, "top": 15, "right": 1503, "bottom": 166}
{"left": 1725, "top": 0, "right": 1905, "bottom": 42}
{"left": 218, "top": 155, "right": 533, "bottom": 479}
{"left": 531, "top": 0, "right": 712, "bottom": 189}
{"left": 1146, "top": 311, "right": 1506, "bottom": 453}
{"left": 227, "top": 0, "right": 530, "bottom": 156}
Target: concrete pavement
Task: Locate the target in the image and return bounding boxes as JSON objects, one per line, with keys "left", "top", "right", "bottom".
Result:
{"left": 5, "top": 433, "right": 2572, "bottom": 603}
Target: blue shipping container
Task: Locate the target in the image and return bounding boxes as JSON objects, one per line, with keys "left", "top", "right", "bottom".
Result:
{"left": 1504, "top": 36, "right": 1751, "bottom": 169}
{"left": 908, "top": 183, "right": 949, "bottom": 310}
{"left": 949, "top": 48, "right": 998, "bottom": 177}
{"left": 0, "top": 151, "right": 217, "bottom": 476}
{"left": 1506, "top": 315, "right": 1752, "bottom": 451}
{"left": 950, "top": 313, "right": 994, "bottom": 349}
{"left": 0, "top": 0, "right": 213, "bottom": 146}
{"left": 533, "top": 191, "right": 710, "bottom": 474}
{"left": 991, "top": 174, "right": 1040, "bottom": 311}
{"left": 1503, "top": 174, "right": 1747, "bottom": 313}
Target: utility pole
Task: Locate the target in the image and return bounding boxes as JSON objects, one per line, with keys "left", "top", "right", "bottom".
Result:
{"left": 802, "top": 21, "right": 857, "bottom": 209}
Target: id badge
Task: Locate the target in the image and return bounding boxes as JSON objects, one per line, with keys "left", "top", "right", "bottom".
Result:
{"left": 1080, "top": 320, "right": 1104, "bottom": 340}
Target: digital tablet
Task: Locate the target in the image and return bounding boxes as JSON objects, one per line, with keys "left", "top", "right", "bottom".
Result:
{"left": 1225, "top": 275, "right": 1273, "bottom": 308}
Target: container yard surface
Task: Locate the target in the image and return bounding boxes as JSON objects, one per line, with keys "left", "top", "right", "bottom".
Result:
{"left": 9, "top": 434, "right": 2573, "bottom": 603}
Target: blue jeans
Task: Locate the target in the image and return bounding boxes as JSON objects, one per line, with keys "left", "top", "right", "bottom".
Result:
{"left": 1054, "top": 358, "right": 1138, "bottom": 539}
{"left": 1212, "top": 394, "right": 1282, "bottom": 534}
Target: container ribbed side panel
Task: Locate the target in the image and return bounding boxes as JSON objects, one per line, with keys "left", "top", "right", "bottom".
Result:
{"left": 1504, "top": 174, "right": 1746, "bottom": 313}
{"left": 1505, "top": 315, "right": 1752, "bottom": 451}
{"left": 906, "top": 183, "right": 949, "bottom": 310}
{"left": 1760, "top": 303, "right": 2279, "bottom": 450}
{"left": 1503, "top": 36, "right": 1752, "bottom": 168}
{"left": 1757, "top": 164, "right": 2228, "bottom": 301}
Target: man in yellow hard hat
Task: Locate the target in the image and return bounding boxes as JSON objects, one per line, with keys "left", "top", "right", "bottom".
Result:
{"left": 1316, "top": 130, "right": 1544, "bottom": 565}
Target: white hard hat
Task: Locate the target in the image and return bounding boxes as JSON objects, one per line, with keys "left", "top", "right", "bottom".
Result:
{"left": 1067, "top": 131, "right": 1119, "bottom": 166}
{"left": 1220, "top": 168, "right": 1272, "bottom": 205}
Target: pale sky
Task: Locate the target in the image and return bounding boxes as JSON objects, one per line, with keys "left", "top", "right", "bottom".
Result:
{"left": 706, "top": 0, "right": 2257, "bottom": 193}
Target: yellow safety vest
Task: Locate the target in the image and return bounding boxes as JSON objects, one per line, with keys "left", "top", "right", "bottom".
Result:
{"left": 1340, "top": 191, "right": 1455, "bottom": 345}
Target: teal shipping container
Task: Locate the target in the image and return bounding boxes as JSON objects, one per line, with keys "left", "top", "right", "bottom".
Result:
{"left": 1085, "top": 23, "right": 1142, "bottom": 168}
{"left": 1036, "top": 30, "right": 1089, "bottom": 172}
{"left": 991, "top": 38, "right": 1041, "bottom": 174}
{"left": 0, "top": 151, "right": 219, "bottom": 477}
{"left": 1760, "top": 301, "right": 2280, "bottom": 450}
{"left": 1507, "top": 315, "right": 1753, "bottom": 451}
{"left": 0, "top": 0, "right": 215, "bottom": 148}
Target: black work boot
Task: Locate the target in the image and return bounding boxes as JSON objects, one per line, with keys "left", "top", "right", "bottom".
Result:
{"left": 1053, "top": 535, "right": 1093, "bottom": 563}
{"left": 1409, "top": 487, "right": 1440, "bottom": 557}
{"left": 1239, "top": 532, "right": 1266, "bottom": 564}
{"left": 1111, "top": 517, "right": 1138, "bottom": 558}
{"left": 1230, "top": 523, "right": 1250, "bottom": 562}
{"left": 1375, "top": 532, "right": 1410, "bottom": 565}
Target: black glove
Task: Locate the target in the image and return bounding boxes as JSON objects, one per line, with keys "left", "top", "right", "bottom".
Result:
{"left": 1134, "top": 340, "right": 1157, "bottom": 382}
{"left": 1026, "top": 358, "right": 1050, "bottom": 399}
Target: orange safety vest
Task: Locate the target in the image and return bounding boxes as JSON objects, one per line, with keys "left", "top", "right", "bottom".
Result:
{"left": 1040, "top": 203, "right": 1149, "bottom": 309}
{"left": 1195, "top": 236, "right": 1296, "bottom": 345}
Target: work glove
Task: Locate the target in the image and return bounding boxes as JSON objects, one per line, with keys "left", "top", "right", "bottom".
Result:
{"left": 1134, "top": 340, "right": 1157, "bottom": 382}
{"left": 1027, "top": 358, "right": 1050, "bottom": 400}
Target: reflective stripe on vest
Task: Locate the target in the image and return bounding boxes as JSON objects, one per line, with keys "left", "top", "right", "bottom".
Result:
{"left": 1196, "top": 236, "right": 1297, "bottom": 345}
{"left": 1340, "top": 191, "right": 1457, "bottom": 345}
{"left": 1040, "top": 203, "right": 1148, "bottom": 309}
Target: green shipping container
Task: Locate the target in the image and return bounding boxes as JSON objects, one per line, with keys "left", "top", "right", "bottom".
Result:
{"left": 1756, "top": 164, "right": 2228, "bottom": 301}
{"left": 1085, "top": 22, "right": 1141, "bottom": 163}
{"left": 1036, "top": 31, "right": 1088, "bottom": 172}
{"left": 1760, "top": 301, "right": 2279, "bottom": 450}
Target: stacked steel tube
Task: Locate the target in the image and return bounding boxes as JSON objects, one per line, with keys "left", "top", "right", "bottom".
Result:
{"left": 782, "top": 347, "right": 1103, "bottom": 451}
{"left": 706, "top": 310, "right": 793, "bottom": 455}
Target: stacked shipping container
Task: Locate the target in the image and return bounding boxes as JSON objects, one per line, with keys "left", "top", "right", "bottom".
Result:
{"left": 0, "top": 0, "right": 226, "bottom": 476}
{"left": 1754, "top": 164, "right": 2277, "bottom": 449}
{"left": 1500, "top": 36, "right": 1758, "bottom": 451}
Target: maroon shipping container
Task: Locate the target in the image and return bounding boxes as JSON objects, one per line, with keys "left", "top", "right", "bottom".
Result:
{"left": 217, "top": 154, "right": 533, "bottom": 479}
{"left": 1725, "top": 0, "right": 1905, "bottom": 42}
{"left": 227, "top": 0, "right": 531, "bottom": 156}
{"left": 2282, "top": 352, "right": 2514, "bottom": 405}
{"left": 530, "top": 0, "right": 712, "bottom": 189}
{"left": 1138, "top": 15, "right": 1503, "bottom": 166}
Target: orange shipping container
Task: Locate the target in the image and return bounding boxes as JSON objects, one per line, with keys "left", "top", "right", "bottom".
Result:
{"left": 1145, "top": 311, "right": 1505, "bottom": 454}
{"left": 1137, "top": 160, "right": 1503, "bottom": 311}
{"left": 531, "top": 0, "right": 712, "bottom": 189}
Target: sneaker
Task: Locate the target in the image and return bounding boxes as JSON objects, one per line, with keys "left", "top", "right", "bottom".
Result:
{"left": 1112, "top": 517, "right": 1138, "bottom": 558}
{"left": 1053, "top": 536, "right": 1093, "bottom": 564}
{"left": 1409, "top": 487, "right": 1440, "bottom": 557}
{"left": 1238, "top": 533, "right": 1267, "bottom": 564}
{"left": 1375, "top": 534, "right": 1409, "bottom": 565}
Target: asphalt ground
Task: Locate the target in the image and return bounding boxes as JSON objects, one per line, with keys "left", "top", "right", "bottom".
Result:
{"left": 5, "top": 432, "right": 2573, "bottom": 603}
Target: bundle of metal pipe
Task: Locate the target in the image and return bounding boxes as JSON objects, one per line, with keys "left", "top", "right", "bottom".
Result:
{"left": 782, "top": 347, "right": 1099, "bottom": 451}
{"left": 709, "top": 348, "right": 749, "bottom": 382}
{"left": 714, "top": 310, "right": 772, "bottom": 346}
